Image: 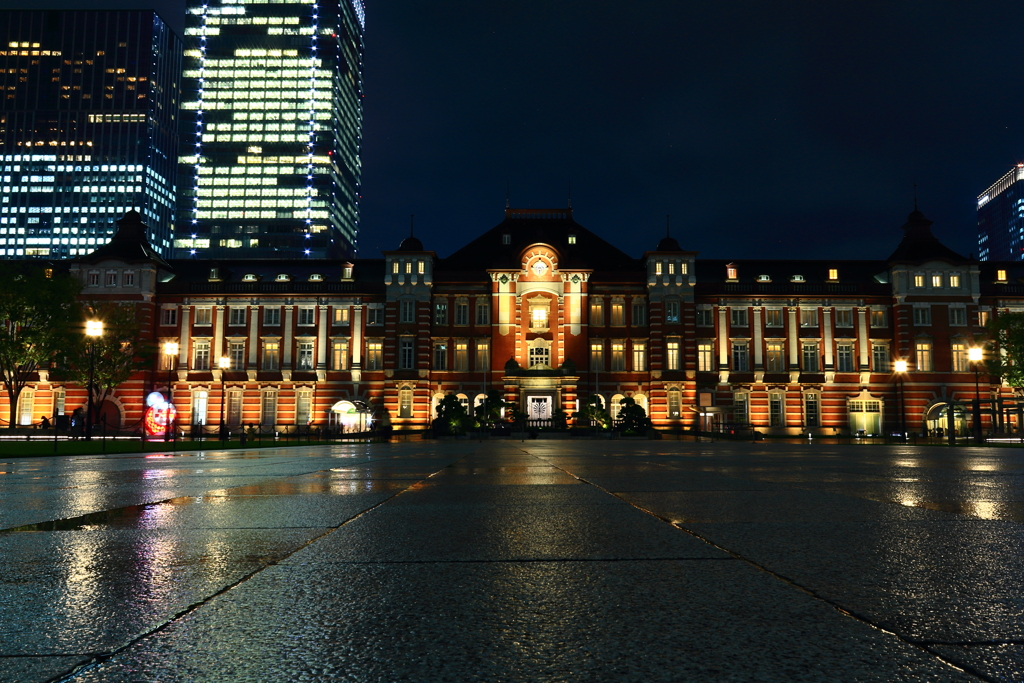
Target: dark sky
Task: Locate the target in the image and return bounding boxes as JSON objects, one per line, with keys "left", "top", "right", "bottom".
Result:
{"left": 14, "top": 1, "right": 1024, "bottom": 261}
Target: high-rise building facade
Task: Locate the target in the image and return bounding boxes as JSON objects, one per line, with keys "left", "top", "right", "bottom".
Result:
{"left": 177, "top": 0, "right": 365, "bottom": 260}
{"left": 977, "top": 163, "right": 1024, "bottom": 261}
{"left": 0, "top": 10, "right": 181, "bottom": 259}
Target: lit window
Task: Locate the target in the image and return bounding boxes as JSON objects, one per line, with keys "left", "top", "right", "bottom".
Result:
{"left": 666, "top": 340, "right": 680, "bottom": 371}
{"left": 870, "top": 309, "right": 887, "bottom": 327}
{"left": 697, "top": 341, "right": 714, "bottom": 372}
{"left": 262, "top": 341, "right": 280, "bottom": 370}
{"left": 590, "top": 342, "right": 604, "bottom": 371}
{"left": 368, "top": 341, "right": 384, "bottom": 370}
{"left": 655, "top": 262, "right": 662, "bottom": 276}
{"left": 195, "top": 307, "right": 212, "bottom": 326}
{"left": 828, "top": 268, "right": 838, "bottom": 280}
{"left": 475, "top": 340, "right": 489, "bottom": 370}
{"left": 610, "top": 301, "right": 625, "bottom": 326}
{"left": 931, "top": 274, "right": 942, "bottom": 288}
{"left": 568, "top": 234, "right": 576, "bottom": 244}
{"left": 997, "top": 269, "right": 1008, "bottom": 282}
{"left": 949, "top": 274, "right": 961, "bottom": 288}
{"left": 333, "top": 307, "right": 350, "bottom": 325}
{"left": 331, "top": 340, "right": 348, "bottom": 370}
{"left": 951, "top": 342, "right": 968, "bottom": 372}
{"left": 916, "top": 341, "right": 933, "bottom": 371}
{"left": 590, "top": 299, "right": 604, "bottom": 326}
{"left": 632, "top": 342, "right": 646, "bottom": 371}
{"left": 726, "top": 263, "right": 737, "bottom": 280}
{"left": 766, "top": 342, "right": 785, "bottom": 372}
{"left": 611, "top": 342, "right": 625, "bottom": 371}
{"left": 913, "top": 274, "right": 925, "bottom": 288}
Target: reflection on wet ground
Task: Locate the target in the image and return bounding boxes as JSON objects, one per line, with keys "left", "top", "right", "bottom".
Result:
{"left": 2, "top": 441, "right": 1024, "bottom": 681}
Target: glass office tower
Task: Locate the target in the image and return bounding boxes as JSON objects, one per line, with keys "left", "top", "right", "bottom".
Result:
{"left": 978, "top": 164, "right": 1024, "bottom": 261}
{"left": 0, "top": 11, "right": 181, "bottom": 259}
{"left": 178, "top": 0, "right": 364, "bottom": 259}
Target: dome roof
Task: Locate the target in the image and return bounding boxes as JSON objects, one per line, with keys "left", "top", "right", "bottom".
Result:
{"left": 656, "top": 236, "right": 681, "bottom": 251}
{"left": 397, "top": 235, "right": 424, "bottom": 251}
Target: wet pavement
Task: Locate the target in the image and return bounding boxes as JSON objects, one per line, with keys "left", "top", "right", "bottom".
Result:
{"left": 1, "top": 441, "right": 1023, "bottom": 681}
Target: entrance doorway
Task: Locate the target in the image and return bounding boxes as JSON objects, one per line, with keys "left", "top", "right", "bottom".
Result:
{"left": 925, "top": 402, "right": 967, "bottom": 437}
{"left": 528, "top": 396, "right": 551, "bottom": 420}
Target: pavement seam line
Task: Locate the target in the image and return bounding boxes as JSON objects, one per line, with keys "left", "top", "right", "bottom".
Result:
{"left": 45, "top": 447, "right": 480, "bottom": 683}
{"left": 527, "top": 449, "right": 997, "bottom": 683}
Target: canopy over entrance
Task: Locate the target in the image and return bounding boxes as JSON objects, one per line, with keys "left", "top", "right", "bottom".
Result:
{"left": 329, "top": 400, "right": 372, "bottom": 433}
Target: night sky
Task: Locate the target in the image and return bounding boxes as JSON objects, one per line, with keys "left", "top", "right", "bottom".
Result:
{"left": 12, "top": 1, "right": 1024, "bottom": 261}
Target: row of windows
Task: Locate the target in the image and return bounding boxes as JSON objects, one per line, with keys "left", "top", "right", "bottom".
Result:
{"left": 188, "top": 389, "right": 305, "bottom": 427}
{"left": 699, "top": 306, "right": 985, "bottom": 328}
{"left": 589, "top": 341, "right": 647, "bottom": 372}
{"left": 690, "top": 340, "right": 978, "bottom": 373}
{"left": 161, "top": 306, "right": 381, "bottom": 327}
{"left": 171, "top": 338, "right": 493, "bottom": 373}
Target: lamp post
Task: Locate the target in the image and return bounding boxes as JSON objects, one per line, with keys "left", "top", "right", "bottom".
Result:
{"left": 84, "top": 320, "right": 103, "bottom": 441}
{"left": 163, "top": 341, "right": 179, "bottom": 442}
{"left": 894, "top": 359, "right": 908, "bottom": 442}
{"left": 968, "top": 346, "right": 984, "bottom": 443}
{"left": 218, "top": 355, "right": 230, "bottom": 441}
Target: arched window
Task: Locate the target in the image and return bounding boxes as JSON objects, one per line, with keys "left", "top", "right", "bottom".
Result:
{"left": 192, "top": 390, "right": 209, "bottom": 426}
{"left": 610, "top": 394, "right": 625, "bottom": 422}
{"left": 399, "top": 388, "right": 413, "bottom": 418}
{"left": 17, "top": 389, "right": 34, "bottom": 425}
{"left": 457, "top": 393, "right": 470, "bottom": 414}
{"left": 667, "top": 388, "right": 681, "bottom": 418}
{"left": 474, "top": 393, "right": 486, "bottom": 416}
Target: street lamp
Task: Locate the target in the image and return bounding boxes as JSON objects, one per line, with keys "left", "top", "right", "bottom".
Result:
{"left": 968, "top": 346, "right": 984, "bottom": 443}
{"left": 84, "top": 320, "right": 103, "bottom": 441}
{"left": 218, "top": 355, "right": 230, "bottom": 441}
{"left": 894, "top": 359, "right": 908, "bottom": 442}
{"left": 163, "top": 341, "right": 179, "bottom": 442}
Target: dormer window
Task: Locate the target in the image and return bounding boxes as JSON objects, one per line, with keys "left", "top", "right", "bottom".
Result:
{"left": 502, "top": 234, "right": 511, "bottom": 245}
{"left": 791, "top": 274, "right": 805, "bottom": 283}
{"left": 309, "top": 273, "right": 323, "bottom": 282}
{"left": 997, "top": 269, "right": 1008, "bottom": 282}
{"left": 275, "top": 273, "right": 290, "bottom": 282}
{"left": 568, "top": 234, "right": 577, "bottom": 245}
{"left": 757, "top": 274, "right": 771, "bottom": 283}
{"left": 725, "top": 263, "right": 738, "bottom": 280}
{"left": 342, "top": 265, "right": 353, "bottom": 279}
{"left": 242, "top": 273, "right": 258, "bottom": 282}
{"left": 208, "top": 268, "right": 220, "bottom": 282}
{"left": 827, "top": 268, "right": 838, "bottom": 281}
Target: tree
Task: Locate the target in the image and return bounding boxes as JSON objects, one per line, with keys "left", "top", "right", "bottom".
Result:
{"left": 577, "top": 396, "right": 611, "bottom": 429}
{"left": 986, "top": 312, "right": 1024, "bottom": 391}
{"left": 434, "top": 393, "right": 470, "bottom": 435}
{"left": 478, "top": 389, "right": 515, "bottom": 428}
{"left": 62, "top": 302, "right": 154, "bottom": 428}
{"left": 0, "top": 267, "right": 79, "bottom": 428}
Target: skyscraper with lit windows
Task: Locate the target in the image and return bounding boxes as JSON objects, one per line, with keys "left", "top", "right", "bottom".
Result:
{"left": 177, "top": 0, "right": 365, "bottom": 259}
{"left": 977, "top": 163, "right": 1024, "bottom": 261}
{"left": 0, "top": 10, "right": 181, "bottom": 259}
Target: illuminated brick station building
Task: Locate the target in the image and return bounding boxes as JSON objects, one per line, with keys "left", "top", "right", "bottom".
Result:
{"left": 7, "top": 206, "right": 1024, "bottom": 438}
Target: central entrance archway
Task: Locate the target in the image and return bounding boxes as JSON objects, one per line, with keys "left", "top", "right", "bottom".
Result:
{"left": 924, "top": 401, "right": 968, "bottom": 437}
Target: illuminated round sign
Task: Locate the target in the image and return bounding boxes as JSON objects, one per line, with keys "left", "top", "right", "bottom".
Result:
{"left": 144, "top": 399, "right": 177, "bottom": 437}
